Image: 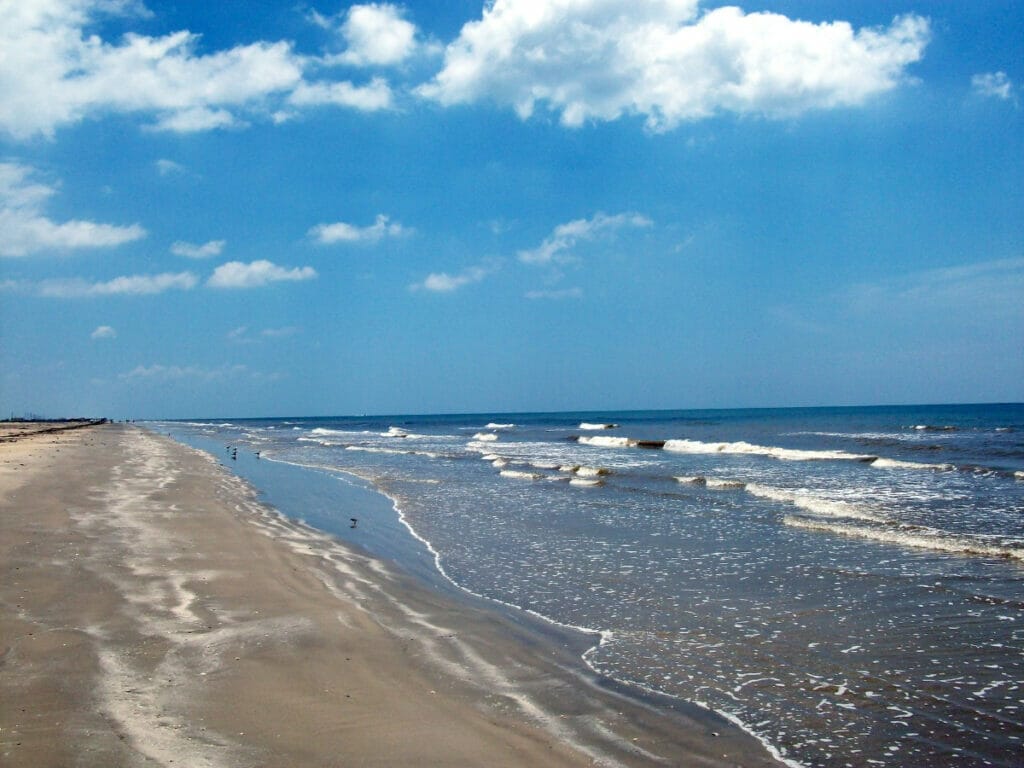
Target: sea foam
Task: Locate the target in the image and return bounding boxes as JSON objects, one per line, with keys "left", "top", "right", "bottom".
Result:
{"left": 784, "top": 517, "right": 1024, "bottom": 561}
{"left": 663, "top": 439, "right": 875, "bottom": 462}
{"left": 745, "top": 484, "right": 887, "bottom": 523}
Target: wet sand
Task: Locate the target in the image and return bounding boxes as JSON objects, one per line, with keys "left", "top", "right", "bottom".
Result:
{"left": 0, "top": 423, "right": 783, "bottom": 767}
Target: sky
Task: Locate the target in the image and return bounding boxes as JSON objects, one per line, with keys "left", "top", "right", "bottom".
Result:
{"left": 0, "top": 0, "right": 1021, "bottom": 419}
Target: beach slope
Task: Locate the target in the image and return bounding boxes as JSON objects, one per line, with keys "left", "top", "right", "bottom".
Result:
{"left": 0, "top": 424, "right": 782, "bottom": 767}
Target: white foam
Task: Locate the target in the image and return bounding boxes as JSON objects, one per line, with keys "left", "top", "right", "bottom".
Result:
{"left": 784, "top": 517, "right": 1024, "bottom": 561}
{"left": 675, "top": 476, "right": 745, "bottom": 489}
{"left": 486, "top": 422, "right": 515, "bottom": 429}
{"left": 1015, "top": 471, "right": 1024, "bottom": 481}
{"left": 575, "top": 466, "right": 611, "bottom": 477}
{"left": 310, "top": 427, "right": 368, "bottom": 437}
{"left": 578, "top": 435, "right": 636, "bottom": 448}
{"left": 570, "top": 478, "right": 603, "bottom": 486}
{"left": 579, "top": 422, "right": 618, "bottom": 430}
{"left": 473, "top": 432, "right": 499, "bottom": 442}
{"left": 675, "top": 475, "right": 706, "bottom": 485}
{"left": 706, "top": 478, "right": 746, "bottom": 490}
{"left": 500, "top": 469, "right": 542, "bottom": 480}
{"left": 870, "top": 457, "right": 955, "bottom": 472}
{"left": 381, "top": 426, "right": 427, "bottom": 439}
{"left": 746, "top": 483, "right": 886, "bottom": 523}
{"left": 491, "top": 458, "right": 509, "bottom": 468}
{"left": 663, "top": 439, "right": 874, "bottom": 462}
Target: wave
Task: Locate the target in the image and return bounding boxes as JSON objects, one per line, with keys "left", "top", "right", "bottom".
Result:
{"left": 578, "top": 435, "right": 636, "bottom": 448}
{"left": 910, "top": 424, "right": 958, "bottom": 432}
{"left": 663, "top": 439, "right": 875, "bottom": 463}
{"left": 869, "top": 457, "right": 955, "bottom": 471}
{"left": 500, "top": 469, "right": 543, "bottom": 480}
{"left": 674, "top": 476, "right": 744, "bottom": 490}
{"left": 346, "top": 445, "right": 407, "bottom": 456}
{"left": 381, "top": 426, "right": 429, "bottom": 439}
{"left": 310, "top": 427, "right": 374, "bottom": 439}
{"left": 745, "top": 483, "right": 887, "bottom": 523}
{"left": 570, "top": 477, "right": 603, "bottom": 487}
{"left": 575, "top": 466, "right": 611, "bottom": 477}
{"left": 473, "top": 432, "right": 499, "bottom": 442}
{"left": 579, "top": 422, "right": 618, "bottom": 430}
{"left": 298, "top": 436, "right": 346, "bottom": 446}
{"left": 486, "top": 422, "right": 515, "bottom": 430}
{"left": 784, "top": 516, "right": 1024, "bottom": 561}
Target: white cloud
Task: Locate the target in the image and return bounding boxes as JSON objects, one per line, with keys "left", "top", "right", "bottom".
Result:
{"left": 0, "top": 0, "right": 397, "bottom": 139}
{"left": 288, "top": 78, "right": 393, "bottom": 110}
{"left": 171, "top": 239, "right": 226, "bottom": 259}
{"left": 151, "top": 107, "right": 240, "bottom": 133}
{"left": 207, "top": 260, "right": 317, "bottom": 289}
{"left": 412, "top": 262, "right": 496, "bottom": 293}
{"left": 119, "top": 363, "right": 248, "bottom": 382}
{"left": 418, "top": 1, "right": 930, "bottom": 129}
{"left": 227, "top": 325, "right": 299, "bottom": 343}
{"left": 519, "top": 212, "right": 652, "bottom": 265}
{"left": 90, "top": 325, "right": 117, "bottom": 339}
{"left": 525, "top": 287, "right": 583, "bottom": 300}
{"left": 261, "top": 326, "right": 298, "bottom": 338}
{"left": 0, "top": 162, "right": 146, "bottom": 257}
{"left": 156, "top": 158, "right": 185, "bottom": 176}
{"left": 971, "top": 71, "right": 1014, "bottom": 101}
{"left": 338, "top": 4, "right": 419, "bottom": 67}
{"left": 309, "top": 213, "right": 408, "bottom": 244}
{"left": 37, "top": 271, "right": 198, "bottom": 297}
{"left": 845, "top": 258, "right": 1024, "bottom": 319}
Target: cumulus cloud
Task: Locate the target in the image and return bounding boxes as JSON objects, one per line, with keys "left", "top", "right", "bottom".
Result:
{"left": 288, "top": 77, "right": 393, "bottom": 110}
{"left": 171, "top": 239, "right": 226, "bottom": 259}
{"left": 207, "top": 260, "right": 317, "bottom": 289}
{"left": 37, "top": 271, "right": 198, "bottom": 298}
{"left": 0, "top": 162, "right": 146, "bottom": 257}
{"left": 333, "top": 3, "right": 419, "bottom": 67}
{"left": 0, "top": 0, "right": 397, "bottom": 139}
{"left": 519, "top": 212, "right": 652, "bottom": 265}
{"left": 412, "top": 262, "right": 496, "bottom": 293}
{"left": 418, "top": 1, "right": 930, "bottom": 129}
{"left": 90, "top": 325, "right": 117, "bottom": 339}
{"left": 971, "top": 71, "right": 1015, "bottom": 101}
{"left": 309, "top": 213, "right": 409, "bottom": 244}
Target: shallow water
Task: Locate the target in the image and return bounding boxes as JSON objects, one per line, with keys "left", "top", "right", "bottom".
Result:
{"left": 158, "top": 404, "right": 1024, "bottom": 767}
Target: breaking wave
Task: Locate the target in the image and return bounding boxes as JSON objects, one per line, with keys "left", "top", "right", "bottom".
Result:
{"left": 784, "top": 517, "right": 1024, "bottom": 561}
{"left": 745, "top": 483, "right": 887, "bottom": 523}
{"left": 663, "top": 439, "right": 875, "bottom": 462}
{"left": 578, "top": 435, "right": 636, "bottom": 448}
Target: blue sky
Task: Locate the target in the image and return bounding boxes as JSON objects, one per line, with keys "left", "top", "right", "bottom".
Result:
{"left": 0, "top": 0, "right": 1021, "bottom": 418}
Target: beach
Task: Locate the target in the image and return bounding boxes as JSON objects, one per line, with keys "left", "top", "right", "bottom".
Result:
{"left": 0, "top": 422, "right": 782, "bottom": 767}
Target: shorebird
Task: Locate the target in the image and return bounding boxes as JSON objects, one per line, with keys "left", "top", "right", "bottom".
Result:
{"left": 350, "top": 518, "right": 358, "bottom": 528}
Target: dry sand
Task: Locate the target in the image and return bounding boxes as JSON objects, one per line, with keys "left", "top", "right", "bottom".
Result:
{"left": 0, "top": 423, "right": 784, "bottom": 767}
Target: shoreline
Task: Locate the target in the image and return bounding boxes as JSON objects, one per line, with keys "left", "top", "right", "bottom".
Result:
{"left": 1, "top": 423, "right": 784, "bottom": 766}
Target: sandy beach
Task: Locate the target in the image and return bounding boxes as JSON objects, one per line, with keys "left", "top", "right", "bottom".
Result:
{"left": 0, "top": 423, "right": 783, "bottom": 767}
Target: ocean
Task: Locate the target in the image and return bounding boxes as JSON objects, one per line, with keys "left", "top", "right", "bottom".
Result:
{"left": 155, "top": 403, "right": 1024, "bottom": 767}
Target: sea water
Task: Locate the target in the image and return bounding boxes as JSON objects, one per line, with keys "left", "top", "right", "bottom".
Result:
{"left": 156, "top": 404, "right": 1024, "bottom": 767}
